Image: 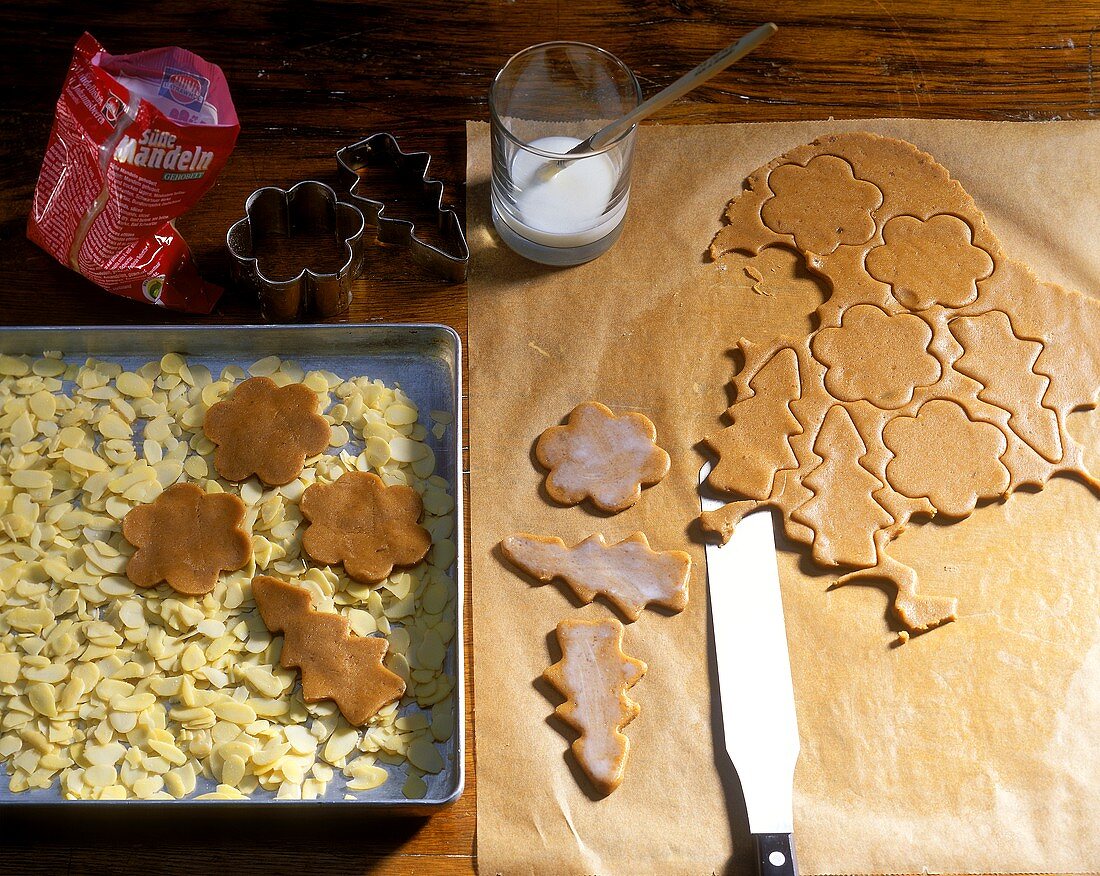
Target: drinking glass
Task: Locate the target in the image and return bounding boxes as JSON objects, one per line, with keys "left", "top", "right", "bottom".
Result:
{"left": 489, "top": 42, "right": 642, "bottom": 266}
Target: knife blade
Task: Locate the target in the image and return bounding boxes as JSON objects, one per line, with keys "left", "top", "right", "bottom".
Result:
{"left": 699, "top": 462, "right": 800, "bottom": 876}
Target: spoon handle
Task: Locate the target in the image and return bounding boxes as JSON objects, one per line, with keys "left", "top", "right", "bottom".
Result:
{"left": 582, "top": 22, "right": 778, "bottom": 153}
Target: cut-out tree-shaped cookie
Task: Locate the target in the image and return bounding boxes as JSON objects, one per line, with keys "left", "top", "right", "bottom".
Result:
{"left": 204, "top": 376, "right": 330, "bottom": 486}
{"left": 536, "top": 401, "right": 670, "bottom": 513}
{"left": 500, "top": 532, "right": 691, "bottom": 621}
{"left": 122, "top": 482, "right": 251, "bottom": 596}
{"left": 950, "top": 311, "right": 1062, "bottom": 463}
{"left": 251, "top": 575, "right": 406, "bottom": 725}
{"left": 790, "top": 406, "right": 892, "bottom": 567}
{"left": 300, "top": 471, "right": 431, "bottom": 584}
{"left": 703, "top": 347, "right": 802, "bottom": 500}
{"left": 543, "top": 616, "right": 647, "bottom": 796}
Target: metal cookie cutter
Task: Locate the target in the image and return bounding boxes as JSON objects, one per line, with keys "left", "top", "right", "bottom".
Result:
{"left": 336, "top": 133, "right": 469, "bottom": 283}
{"left": 226, "top": 180, "right": 366, "bottom": 321}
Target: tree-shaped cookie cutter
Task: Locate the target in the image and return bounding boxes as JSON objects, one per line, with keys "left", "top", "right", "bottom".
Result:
{"left": 336, "top": 133, "right": 469, "bottom": 283}
{"left": 226, "top": 180, "right": 366, "bottom": 321}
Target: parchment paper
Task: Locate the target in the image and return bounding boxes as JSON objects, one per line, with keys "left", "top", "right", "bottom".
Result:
{"left": 467, "top": 119, "right": 1100, "bottom": 876}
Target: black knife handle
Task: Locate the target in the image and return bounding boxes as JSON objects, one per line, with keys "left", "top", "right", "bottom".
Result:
{"left": 754, "top": 833, "right": 798, "bottom": 876}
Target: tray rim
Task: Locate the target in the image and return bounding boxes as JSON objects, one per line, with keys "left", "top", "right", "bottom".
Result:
{"left": 0, "top": 322, "right": 466, "bottom": 811}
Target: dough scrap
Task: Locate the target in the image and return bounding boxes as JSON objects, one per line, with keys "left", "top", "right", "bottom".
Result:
{"left": 204, "top": 376, "right": 330, "bottom": 486}
{"left": 705, "top": 131, "right": 1100, "bottom": 632}
{"left": 252, "top": 575, "right": 406, "bottom": 725}
{"left": 122, "top": 482, "right": 251, "bottom": 596}
{"left": 301, "top": 471, "right": 431, "bottom": 584}
{"left": 536, "top": 401, "right": 670, "bottom": 513}
{"left": 543, "top": 616, "right": 647, "bottom": 796}
{"left": 500, "top": 531, "right": 690, "bottom": 621}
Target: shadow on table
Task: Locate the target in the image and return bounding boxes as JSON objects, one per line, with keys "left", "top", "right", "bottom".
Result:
{"left": 0, "top": 808, "right": 432, "bottom": 873}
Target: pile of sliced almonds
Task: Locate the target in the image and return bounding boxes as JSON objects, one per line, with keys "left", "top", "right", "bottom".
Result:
{"left": 0, "top": 351, "right": 456, "bottom": 800}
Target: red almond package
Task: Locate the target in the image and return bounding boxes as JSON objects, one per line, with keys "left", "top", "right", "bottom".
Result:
{"left": 27, "top": 33, "right": 239, "bottom": 313}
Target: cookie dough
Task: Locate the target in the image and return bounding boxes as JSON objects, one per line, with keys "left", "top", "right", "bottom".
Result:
{"left": 704, "top": 131, "right": 1100, "bottom": 632}
{"left": 543, "top": 616, "right": 647, "bottom": 796}
{"left": 300, "top": 471, "right": 431, "bottom": 584}
{"left": 536, "top": 401, "right": 670, "bottom": 513}
{"left": 122, "top": 482, "right": 250, "bottom": 596}
{"left": 501, "top": 531, "right": 690, "bottom": 620}
{"left": 204, "top": 375, "right": 330, "bottom": 486}
{"left": 252, "top": 575, "right": 407, "bottom": 725}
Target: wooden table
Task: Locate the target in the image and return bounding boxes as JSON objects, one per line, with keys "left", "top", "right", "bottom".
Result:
{"left": 0, "top": 2, "right": 1095, "bottom": 873}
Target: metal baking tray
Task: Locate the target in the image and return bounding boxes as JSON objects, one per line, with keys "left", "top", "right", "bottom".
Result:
{"left": 0, "top": 324, "right": 464, "bottom": 814}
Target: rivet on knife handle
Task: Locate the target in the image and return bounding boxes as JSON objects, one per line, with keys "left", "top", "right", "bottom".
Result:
{"left": 755, "top": 832, "right": 798, "bottom": 876}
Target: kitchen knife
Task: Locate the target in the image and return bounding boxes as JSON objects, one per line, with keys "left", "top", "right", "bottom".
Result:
{"left": 699, "top": 462, "right": 800, "bottom": 876}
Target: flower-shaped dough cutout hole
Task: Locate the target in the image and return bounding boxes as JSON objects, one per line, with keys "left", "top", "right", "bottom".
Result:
{"left": 760, "top": 155, "right": 884, "bottom": 256}
{"left": 204, "top": 376, "right": 330, "bottom": 487}
{"left": 535, "top": 401, "right": 671, "bottom": 514}
{"left": 123, "top": 482, "right": 251, "bottom": 596}
{"left": 300, "top": 471, "right": 432, "bottom": 584}
{"left": 883, "top": 399, "right": 1010, "bottom": 518}
{"left": 866, "top": 214, "right": 994, "bottom": 311}
{"left": 811, "top": 304, "right": 941, "bottom": 409}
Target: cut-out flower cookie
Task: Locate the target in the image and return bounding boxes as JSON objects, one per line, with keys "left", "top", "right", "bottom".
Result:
{"left": 123, "top": 482, "right": 251, "bottom": 595}
{"left": 300, "top": 471, "right": 431, "bottom": 584}
{"left": 811, "top": 304, "right": 940, "bottom": 409}
{"left": 761, "top": 154, "right": 883, "bottom": 255}
{"left": 535, "top": 401, "right": 670, "bottom": 513}
{"left": 866, "top": 214, "right": 994, "bottom": 310}
{"left": 883, "top": 399, "right": 1010, "bottom": 518}
{"left": 204, "top": 376, "right": 330, "bottom": 486}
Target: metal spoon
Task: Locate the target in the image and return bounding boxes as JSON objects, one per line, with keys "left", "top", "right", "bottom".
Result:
{"left": 537, "top": 22, "right": 778, "bottom": 181}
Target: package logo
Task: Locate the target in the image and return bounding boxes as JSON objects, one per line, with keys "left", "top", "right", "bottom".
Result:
{"left": 142, "top": 276, "right": 166, "bottom": 304}
{"left": 102, "top": 94, "right": 125, "bottom": 125}
{"left": 159, "top": 66, "right": 210, "bottom": 113}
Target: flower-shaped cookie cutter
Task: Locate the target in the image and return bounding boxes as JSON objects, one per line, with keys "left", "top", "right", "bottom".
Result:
{"left": 336, "top": 133, "right": 469, "bottom": 283}
{"left": 226, "top": 180, "right": 367, "bottom": 321}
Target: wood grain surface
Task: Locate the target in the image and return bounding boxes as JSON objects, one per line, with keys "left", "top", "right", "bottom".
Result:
{"left": 0, "top": 1, "right": 1096, "bottom": 874}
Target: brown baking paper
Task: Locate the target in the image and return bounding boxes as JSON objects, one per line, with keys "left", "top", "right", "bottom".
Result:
{"left": 467, "top": 119, "right": 1100, "bottom": 875}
